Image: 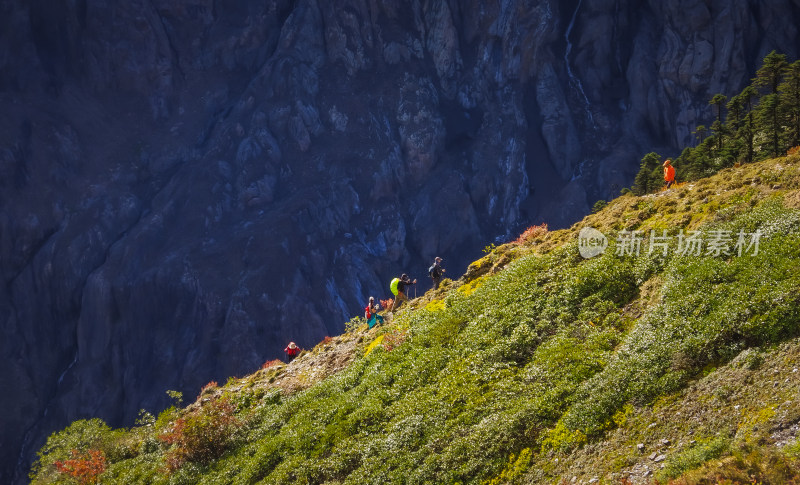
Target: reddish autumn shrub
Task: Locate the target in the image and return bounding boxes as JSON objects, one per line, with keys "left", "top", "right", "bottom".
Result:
{"left": 158, "top": 396, "right": 242, "bottom": 472}
{"left": 788, "top": 145, "right": 800, "bottom": 156}
{"left": 513, "top": 223, "right": 548, "bottom": 245}
{"left": 383, "top": 328, "right": 408, "bottom": 352}
{"left": 261, "top": 359, "right": 283, "bottom": 370}
{"left": 53, "top": 449, "right": 106, "bottom": 484}
{"left": 380, "top": 298, "right": 393, "bottom": 310}
{"left": 197, "top": 380, "right": 218, "bottom": 399}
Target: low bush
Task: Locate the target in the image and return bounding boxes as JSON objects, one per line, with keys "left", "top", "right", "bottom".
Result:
{"left": 345, "top": 315, "right": 365, "bottom": 332}
{"left": 158, "top": 396, "right": 242, "bottom": 472}
{"left": 657, "top": 437, "right": 729, "bottom": 480}
{"left": 663, "top": 443, "right": 800, "bottom": 484}
{"left": 30, "top": 419, "right": 116, "bottom": 484}
{"left": 197, "top": 381, "right": 218, "bottom": 400}
{"left": 514, "top": 223, "right": 548, "bottom": 245}
{"left": 261, "top": 358, "right": 283, "bottom": 370}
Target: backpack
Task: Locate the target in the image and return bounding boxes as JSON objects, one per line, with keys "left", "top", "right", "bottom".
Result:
{"left": 429, "top": 264, "right": 439, "bottom": 278}
{"left": 390, "top": 277, "right": 400, "bottom": 296}
{"left": 365, "top": 305, "right": 372, "bottom": 319}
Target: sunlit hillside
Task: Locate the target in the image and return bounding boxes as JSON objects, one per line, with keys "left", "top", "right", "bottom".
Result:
{"left": 31, "top": 154, "right": 800, "bottom": 484}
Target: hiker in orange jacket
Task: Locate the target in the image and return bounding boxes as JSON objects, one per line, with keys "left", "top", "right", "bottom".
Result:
{"left": 663, "top": 159, "right": 676, "bottom": 188}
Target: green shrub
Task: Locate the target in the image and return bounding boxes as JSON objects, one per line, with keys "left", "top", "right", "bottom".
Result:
{"left": 592, "top": 199, "right": 608, "bottom": 213}
{"left": 657, "top": 437, "right": 730, "bottom": 480}
{"left": 345, "top": 315, "right": 365, "bottom": 333}
{"left": 30, "top": 419, "right": 116, "bottom": 484}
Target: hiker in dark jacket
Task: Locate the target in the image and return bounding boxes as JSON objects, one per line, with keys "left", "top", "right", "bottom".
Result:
{"left": 429, "top": 256, "right": 445, "bottom": 290}
{"left": 391, "top": 274, "right": 417, "bottom": 311}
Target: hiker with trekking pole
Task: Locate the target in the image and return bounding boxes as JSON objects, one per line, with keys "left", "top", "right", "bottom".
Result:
{"left": 390, "top": 273, "right": 417, "bottom": 311}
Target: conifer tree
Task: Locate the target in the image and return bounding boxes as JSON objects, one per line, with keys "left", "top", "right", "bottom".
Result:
{"left": 694, "top": 124, "right": 707, "bottom": 145}
{"left": 753, "top": 52, "right": 787, "bottom": 157}
{"left": 709, "top": 94, "right": 727, "bottom": 151}
{"left": 754, "top": 51, "right": 788, "bottom": 94}
{"left": 632, "top": 152, "right": 662, "bottom": 195}
{"left": 740, "top": 86, "right": 759, "bottom": 163}
{"left": 726, "top": 93, "right": 744, "bottom": 131}
{"left": 757, "top": 93, "right": 781, "bottom": 158}
{"left": 725, "top": 93, "right": 748, "bottom": 164}
{"left": 779, "top": 60, "right": 800, "bottom": 149}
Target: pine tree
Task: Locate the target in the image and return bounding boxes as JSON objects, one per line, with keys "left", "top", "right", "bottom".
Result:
{"left": 740, "top": 86, "right": 759, "bottom": 163}
{"left": 675, "top": 146, "right": 699, "bottom": 180}
{"left": 753, "top": 51, "right": 787, "bottom": 157}
{"left": 694, "top": 125, "right": 708, "bottom": 145}
{"left": 725, "top": 93, "right": 749, "bottom": 164}
{"left": 754, "top": 51, "right": 788, "bottom": 94}
{"left": 688, "top": 125, "right": 715, "bottom": 175}
{"left": 779, "top": 60, "right": 800, "bottom": 149}
{"left": 756, "top": 93, "right": 781, "bottom": 158}
{"left": 632, "top": 152, "right": 662, "bottom": 195}
{"left": 709, "top": 94, "right": 727, "bottom": 151}
{"left": 726, "top": 94, "right": 744, "bottom": 131}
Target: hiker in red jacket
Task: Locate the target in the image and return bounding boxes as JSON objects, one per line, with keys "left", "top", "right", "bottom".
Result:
{"left": 365, "top": 296, "right": 384, "bottom": 328}
{"left": 284, "top": 341, "right": 300, "bottom": 362}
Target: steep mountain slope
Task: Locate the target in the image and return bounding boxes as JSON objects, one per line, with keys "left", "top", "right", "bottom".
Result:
{"left": 30, "top": 154, "right": 800, "bottom": 484}
{"left": 4, "top": 1, "right": 800, "bottom": 482}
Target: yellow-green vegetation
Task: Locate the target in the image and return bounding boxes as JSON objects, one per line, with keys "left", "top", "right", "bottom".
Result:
{"left": 363, "top": 335, "right": 384, "bottom": 356}
{"left": 457, "top": 274, "right": 487, "bottom": 297}
{"left": 424, "top": 298, "right": 446, "bottom": 312}
{"left": 30, "top": 156, "right": 800, "bottom": 484}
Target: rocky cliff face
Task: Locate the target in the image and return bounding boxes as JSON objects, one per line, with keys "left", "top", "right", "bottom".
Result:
{"left": 2, "top": 0, "right": 799, "bottom": 481}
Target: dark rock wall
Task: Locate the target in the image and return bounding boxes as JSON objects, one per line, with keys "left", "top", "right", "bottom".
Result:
{"left": 1, "top": 0, "right": 798, "bottom": 481}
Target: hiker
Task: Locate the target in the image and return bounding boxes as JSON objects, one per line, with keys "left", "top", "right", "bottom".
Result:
{"left": 664, "top": 159, "right": 676, "bottom": 188}
{"left": 284, "top": 341, "right": 300, "bottom": 362}
{"left": 428, "top": 256, "right": 446, "bottom": 290}
{"left": 365, "top": 296, "right": 384, "bottom": 328}
{"left": 391, "top": 273, "right": 417, "bottom": 311}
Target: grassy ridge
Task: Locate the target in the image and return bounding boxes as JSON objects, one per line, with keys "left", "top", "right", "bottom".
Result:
{"left": 31, "top": 155, "right": 800, "bottom": 484}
